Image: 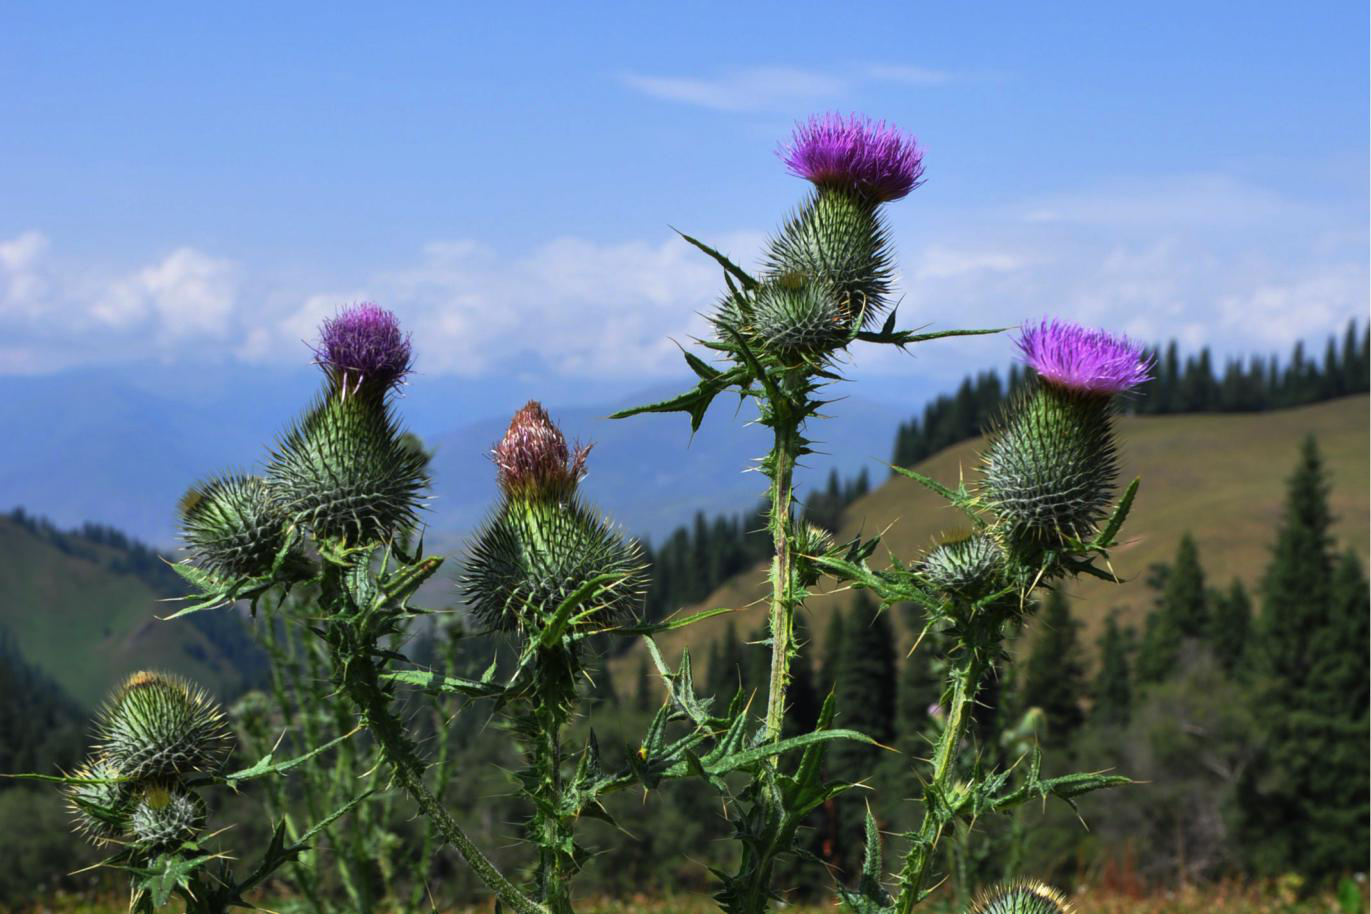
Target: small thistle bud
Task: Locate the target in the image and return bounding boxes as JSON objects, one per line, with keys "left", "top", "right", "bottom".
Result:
{"left": 128, "top": 783, "right": 206, "bottom": 850}
{"left": 921, "top": 533, "right": 1004, "bottom": 598}
{"left": 179, "top": 473, "right": 288, "bottom": 578}
{"left": 97, "top": 672, "right": 231, "bottom": 781}
{"left": 462, "top": 498, "right": 646, "bottom": 637}
{"left": 312, "top": 302, "right": 413, "bottom": 394}
{"left": 64, "top": 757, "right": 132, "bottom": 846}
{"left": 981, "top": 322, "right": 1150, "bottom": 551}
{"left": 747, "top": 278, "right": 854, "bottom": 360}
{"left": 267, "top": 392, "right": 428, "bottom": 545}
{"left": 764, "top": 188, "right": 896, "bottom": 330}
{"left": 779, "top": 112, "right": 925, "bottom": 204}
{"left": 969, "top": 880, "right": 1074, "bottom": 914}
{"left": 493, "top": 402, "right": 589, "bottom": 502}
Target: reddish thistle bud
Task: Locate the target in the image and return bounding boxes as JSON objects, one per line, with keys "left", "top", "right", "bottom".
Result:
{"left": 493, "top": 401, "right": 589, "bottom": 501}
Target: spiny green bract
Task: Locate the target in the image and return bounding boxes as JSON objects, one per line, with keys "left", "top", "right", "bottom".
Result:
{"left": 921, "top": 532, "right": 1004, "bottom": 598}
{"left": 96, "top": 671, "right": 231, "bottom": 781}
{"left": 750, "top": 278, "right": 854, "bottom": 360}
{"left": 267, "top": 390, "right": 428, "bottom": 545}
{"left": 462, "top": 497, "right": 646, "bottom": 637}
{"left": 128, "top": 783, "right": 206, "bottom": 850}
{"left": 763, "top": 188, "right": 894, "bottom": 329}
{"left": 65, "top": 757, "right": 132, "bottom": 846}
{"left": 179, "top": 473, "right": 288, "bottom": 578}
{"left": 968, "top": 879, "right": 1074, "bottom": 914}
{"left": 980, "top": 383, "right": 1118, "bottom": 551}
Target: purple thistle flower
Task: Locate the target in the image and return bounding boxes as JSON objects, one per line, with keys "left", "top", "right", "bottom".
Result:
{"left": 313, "top": 302, "right": 413, "bottom": 391}
{"left": 780, "top": 112, "right": 925, "bottom": 203}
{"left": 1016, "top": 319, "right": 1154, "bottom": 396}
{"left": 493, "top": 401, "right": 590, "bottom": 500}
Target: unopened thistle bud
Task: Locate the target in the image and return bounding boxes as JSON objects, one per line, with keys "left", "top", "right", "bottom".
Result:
{"left": 981, "top": 321, "right": 1151, "bottom": 550}
{"left": 312, "top": 302, "right": 413, "bottom": 395}
{"left": 747, "top": 277, "right": 855, "bottom": 360}
{"left": 493, "top": 401, "right": 589, "bottom": 502}
{"left": 465, "top": 406, "right": 644, "bottom": 636}
{"left": 64, "top": 757, "right": 131, "bottom": 847}
{"left": 969, "top": 880, "right": 1074, "bottom": 914}
{"left": 268, "top": 392, "right": 427, "bottom": 545}
{"left": 179, "top": 473, "right": 288, "bottom": 578}
{"left": 128, "top": 783, "right": 206, "bottom": 850}
{"left": 96, "top": 672, "right": 231, "bottom": 781}
{"left": 921, "top": 532, "right": 1004, "bottom": 599}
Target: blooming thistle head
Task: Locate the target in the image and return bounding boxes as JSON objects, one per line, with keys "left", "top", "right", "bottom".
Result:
{"left": 969, "top": 880, "right": 1075, "bottom": 914}
{"left": 312, "top": 302, "right": 413, "bottom": 394}
{"left": 493, "top": 401, "right": 590, "bottom": 502}
{"left": 1016, "top": 320, "right": 1152, "bottom": 397}
{"left": 780, "top": 112, "right": 925, "bottom": 204}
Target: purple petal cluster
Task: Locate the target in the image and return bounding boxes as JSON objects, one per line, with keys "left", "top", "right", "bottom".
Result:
{"left": 1016, "top": 319, "right": 1154, "bottom": 396}
{"left": 313, "top": 302, "right": 413, "bottom": 391}
{"left": 780, "top": 112, "right": 925, "bottom": 203}
{"left": 493, "top": 401, "right": 590, "bottom": 500}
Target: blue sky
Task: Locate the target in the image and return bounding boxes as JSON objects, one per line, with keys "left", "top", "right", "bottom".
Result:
{"left": 2, "top": 1, "right": 1367, "bottom": 404}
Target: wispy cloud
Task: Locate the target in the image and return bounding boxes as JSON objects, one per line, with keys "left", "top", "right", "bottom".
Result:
{"left": 619, "top": 62, "right": 959, "bottom": 112}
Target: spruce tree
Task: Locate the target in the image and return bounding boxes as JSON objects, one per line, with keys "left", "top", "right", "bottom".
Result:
{"left": 1020, "top": 589, "right": 1086, "bottom": 746}
{"left": 895, "top": 606, "right": 941, "bottom": 754}
{"left": 830, "top": 594, "right": 896, "bottom": 877}
{"left": 1207, "top": 578, "right": 1251, "bottom": 675}
{"left": 1239, "top": 436, "right": 1362, "bottom": 880}
{"left": 1136, "top": 534, "right": 1209, "bottom": 683}
{"left": 786, "top": 612, "right": 821, "bottom": 736}
{"left": 711, "top": 622, "right": 744, "bottom": 697}
{"left": 818, "top": 607, "right": 846, "bottom": 700}
{"left": 1091, "top": 613, "right": 1132, "bottom": 727}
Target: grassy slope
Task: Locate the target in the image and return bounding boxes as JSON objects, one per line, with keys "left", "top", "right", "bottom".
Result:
{"left": 610, "top": 395, "right": 1370, "bottom": 684}
{"left": 0, "top": 518, "right": 256, "bottom": 707}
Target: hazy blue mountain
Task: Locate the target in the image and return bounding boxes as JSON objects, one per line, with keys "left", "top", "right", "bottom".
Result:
{"left": 0, "top": 363, "right": 922, "bottom": 546}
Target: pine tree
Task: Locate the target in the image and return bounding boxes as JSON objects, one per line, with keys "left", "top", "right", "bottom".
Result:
{"left": 829, "top": 594, "right": 896, "bottom": 876}
{"left": 1135, "top": 535, "right": 1209, "bottom": 683}
{"left": 1020, "top": 589, "right": 1086, "bottom": 746}
{"left": 786, "top": 612, "right": 821, "bottom": 736}
{"left": 818, "top": 607, "right": 846, "bottom": 700}
{"left": 1239, "top": 436, "right": 1363, "bottom": 880}
{"left": 1092, "top": 613, "right": 1132, "bottom": 727}
{"left": 1207, "top": 578, "right": 1251, "bottom": 675}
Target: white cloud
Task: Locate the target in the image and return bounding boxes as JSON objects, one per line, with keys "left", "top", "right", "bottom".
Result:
{"left": 0, "top": 230, "right": 51, "bottom": 318}
{"left": 620, "top": 61, "right": 959, "bottom": 112}
{"left": 620, "top": 67, "right": 848, "bottom": 113}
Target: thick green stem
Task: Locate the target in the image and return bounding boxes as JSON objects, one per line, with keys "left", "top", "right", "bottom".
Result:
{"left": 532, "top": 705, "right": 575, "bottom": 914}
{"left": 763, "top": 421, "right": 799, "bottom": 745}
{"left": 894, "top": 656, "right": 983, "bottom": 914}
{"left": 342, "top": 657, "right": 549, "bottom": 914}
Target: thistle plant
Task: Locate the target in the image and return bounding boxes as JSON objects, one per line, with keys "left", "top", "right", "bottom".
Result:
{"left": 11, "top": 670, "right": 365, "bottom": 913}
{"left": 616, "top": 113, "right": 1147, "bottom": 912}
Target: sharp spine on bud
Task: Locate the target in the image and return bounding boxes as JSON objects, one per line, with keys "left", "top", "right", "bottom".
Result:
{"left": 179, "top": 472, "right": 288, "bottom": 578}
{"left": 968, "top": 879, "right": 1075, "bottom": 914}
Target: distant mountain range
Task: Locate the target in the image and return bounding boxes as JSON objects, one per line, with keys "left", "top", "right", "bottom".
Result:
{"left": 0, "top": 363, "right": 926, "bottom": 547}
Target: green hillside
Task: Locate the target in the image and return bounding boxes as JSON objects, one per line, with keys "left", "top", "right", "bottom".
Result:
{"left": 0, "top": 514, "right": 264, "bottom": 707}
{"left": 610, "top": 394, "right": 1370, "bottom": 684}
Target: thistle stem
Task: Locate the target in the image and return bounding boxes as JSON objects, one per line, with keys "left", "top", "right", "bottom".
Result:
{"left": 763, "top": 418, "right": 799, "bottom": 745}
{"left": 894, "top": 654, "right": 984, "bottom": 914}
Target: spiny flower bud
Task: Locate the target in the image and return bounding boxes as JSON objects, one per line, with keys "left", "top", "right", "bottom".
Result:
{"left": 179, "top": 473, "right": 288, "bottom": 579}
{"left": 969, "top": 880, "right": 1074, "bottom": 914}
{"left": 268, "top": 392, "right": 428, "bottom": 545}
{"left": 921, "top": 533, "right": 1004, "bottom": 598}
{"left": 462, "top": 498, "right": 646, "bottom": 638}
{"left": 128, "top": 783, "right": 206, "bottom": 850}
{"left": 312, "top": 302, "right": 413, "bottom": 394}
{"left": 780, "top": 112, "right": 925, "bottom": 204}
{"left": 764, "top": 189, "right": 896, "bottom": 330}
{"left": 64, "top": 757, "right": 132, "bottom": 847}
{"left": 493, "top": 402, "right": 589, "bottom": 502}
{"left": 96, "top": 672, "right": 230, "bottom": 781}
{"left": 747, "top": 277, "right": 854, "bottom": 360}
{"left": 981, "top": 321, "right": 1146, "bottom": 551}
